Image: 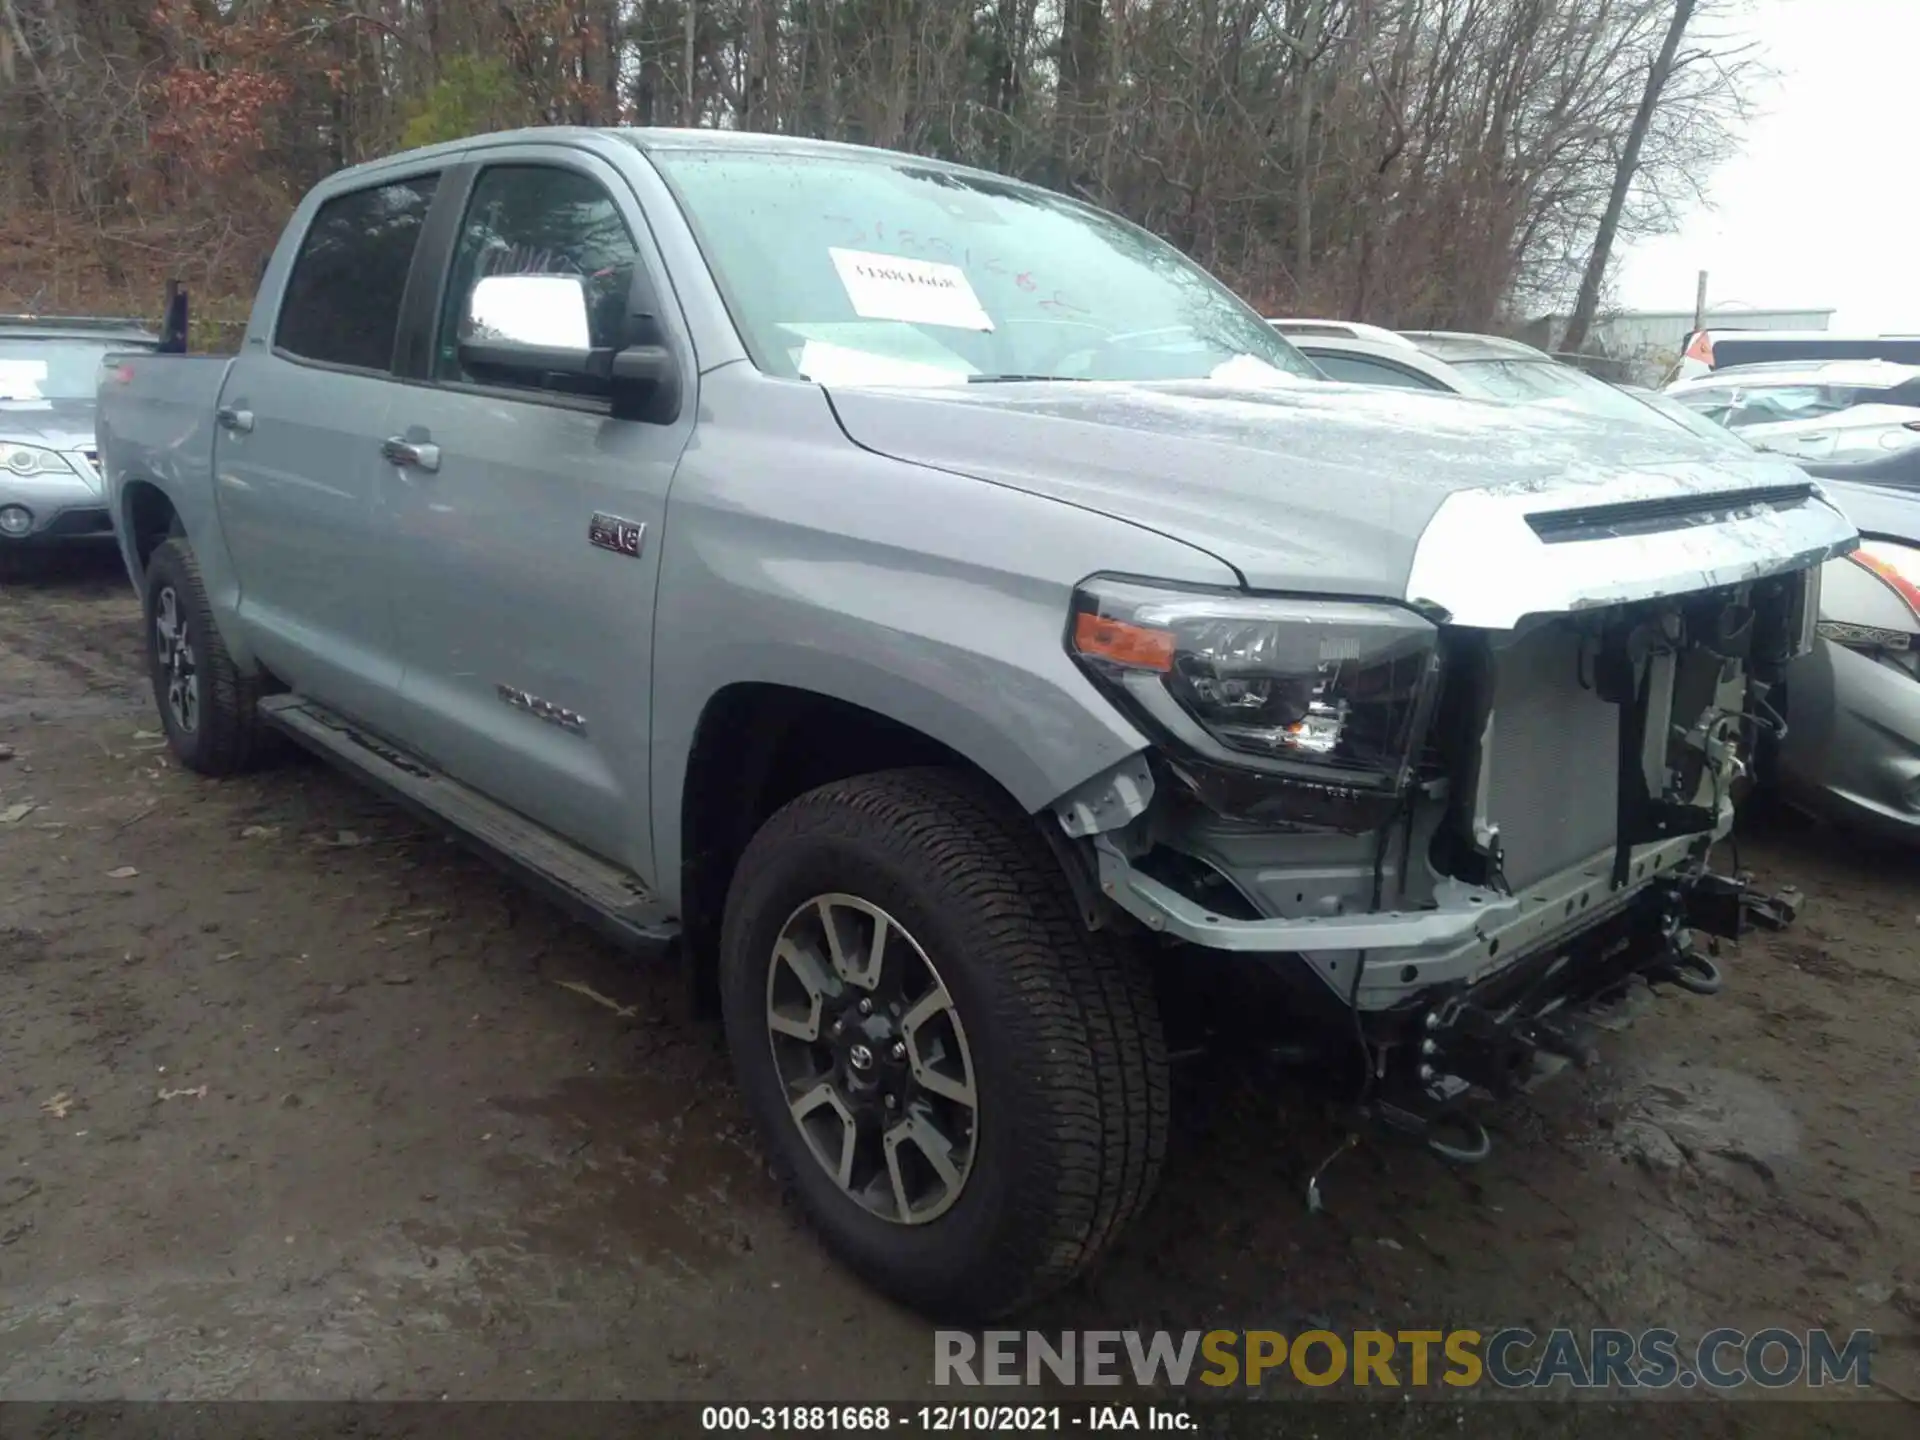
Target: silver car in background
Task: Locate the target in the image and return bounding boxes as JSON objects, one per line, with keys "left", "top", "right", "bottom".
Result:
{"left": 1, "top": 315, "right": 159, "bottom": 577}
{"left": 1271, "top": 321, "right": 1920, "bottom": 844}
{"left": 1272, "top": 323, "right": 1758, "bottom": 448}
{"left": 1664, "top": 359, "right": 1920, "bottom": 494}
{"left": 1773, "top": 479, "right": 1920, "bottom": 844}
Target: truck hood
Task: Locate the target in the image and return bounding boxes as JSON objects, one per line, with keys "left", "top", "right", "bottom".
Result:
{"left": 825, "top": 378, "right": 1859, "bottom": 628}
{"left": 0, "top": 397, "right": 97, "bottom": 452}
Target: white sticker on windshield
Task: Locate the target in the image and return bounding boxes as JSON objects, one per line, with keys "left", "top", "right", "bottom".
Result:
{"left": 796, "top": 339, "right": 971, "bottom": 388}
{"left": 0, "top": 359, "right": 48, "bottom": 399}
{"left": 830, "top": 249, "right": 994, "bottom": 332}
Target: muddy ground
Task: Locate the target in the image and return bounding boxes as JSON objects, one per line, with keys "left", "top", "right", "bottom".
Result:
{"left": 1, "top": 552, "right": 1915, "bottom": 1428}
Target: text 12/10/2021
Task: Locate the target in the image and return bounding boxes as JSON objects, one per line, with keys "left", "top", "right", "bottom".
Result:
{"left": 701, "top": 1405, "right": 1192, "bottom": 1432}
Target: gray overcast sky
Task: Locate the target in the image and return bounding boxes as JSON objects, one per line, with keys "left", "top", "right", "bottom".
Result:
{"left": 1617, "top": 0, "right": 1919, "bottom": 330}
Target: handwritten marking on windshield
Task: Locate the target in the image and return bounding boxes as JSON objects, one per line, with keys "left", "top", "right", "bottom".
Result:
{"left": 819, "top": 217, "right": 1089, "bottom": 319}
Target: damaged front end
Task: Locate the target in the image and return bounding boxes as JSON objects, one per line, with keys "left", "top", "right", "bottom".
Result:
{"left": 1056, "top": 477, "right": 1854, "bottom": 1162}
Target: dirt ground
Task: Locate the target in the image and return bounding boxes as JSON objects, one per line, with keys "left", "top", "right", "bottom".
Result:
{"left": 2, "top": 551, "right": 1916, "bottom": 1423}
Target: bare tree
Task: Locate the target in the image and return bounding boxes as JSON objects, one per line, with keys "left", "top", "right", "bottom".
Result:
{"left": 0, "top": 0, "right": 1757, "bottom": 337}
{"left": 1561, "top": 0, "right": 1698, "bottom": 351}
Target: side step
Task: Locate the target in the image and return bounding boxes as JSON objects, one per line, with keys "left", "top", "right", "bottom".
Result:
{"left": 259, "top": 695, "right": 679, "bottom": 953}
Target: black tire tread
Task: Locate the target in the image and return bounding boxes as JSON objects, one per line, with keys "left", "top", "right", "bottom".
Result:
{"left": 146, "top": 537, "right": 273, "bottom": 775}
{"left": 725, "top": 766, "right": 1169, "bottom": 1316}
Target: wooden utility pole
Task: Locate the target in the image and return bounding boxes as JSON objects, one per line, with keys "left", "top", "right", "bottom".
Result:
{"left": 684, "top": 1, "right": 696, "bottom": 124}
{"left": 1562, "top": 0, "right": 1699, "bottom": 353}
{"left": 1693, "top": 269, "right": 1709, "bottom": 330}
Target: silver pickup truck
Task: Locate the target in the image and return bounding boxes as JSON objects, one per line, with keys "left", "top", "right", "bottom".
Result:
{"left": 96, "top": 126, "right": 1855, "bottom": 1320}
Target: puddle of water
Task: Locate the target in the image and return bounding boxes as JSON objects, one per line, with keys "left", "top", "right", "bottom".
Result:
{"left": 1614, "top": 1060, "right": 1802, "bottom": 1164}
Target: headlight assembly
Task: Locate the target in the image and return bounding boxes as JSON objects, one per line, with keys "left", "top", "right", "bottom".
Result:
{"left": 1068, "top": 577, "right": 1443, "bottom": 826}
{"left": 1, "top": 443, "right": 76, "bottom": 478}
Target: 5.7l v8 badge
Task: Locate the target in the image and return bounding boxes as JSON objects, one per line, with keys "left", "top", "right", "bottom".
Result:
{"left": 588, "top": 513, "right": 646, "bottom": 558}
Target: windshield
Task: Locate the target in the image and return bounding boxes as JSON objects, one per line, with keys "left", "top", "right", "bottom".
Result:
{"left": 0, "top": 338, "right": 142, "bottom": 402}
{"left": 644, "top": 146, "right": 1317, "bottom": 386}
{"left": 1669, "top": 379, "right": 1918, "bottom": 430}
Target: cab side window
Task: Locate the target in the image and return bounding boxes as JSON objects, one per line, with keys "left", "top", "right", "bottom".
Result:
{"left": 1310, "top": 352, "right": 1448, "bottom": 391}
{"left": 276, "top": 174, "right": 439, "bottom": 372}
{"left": 435, "top": 165, "right": 640, "bottom": 395}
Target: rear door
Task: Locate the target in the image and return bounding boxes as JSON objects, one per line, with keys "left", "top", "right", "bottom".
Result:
{"left": 213, "top": 169, "right": 442, "bottom": 734}
{"left": 379, "top": 145, "right": 698, "bottom": 876}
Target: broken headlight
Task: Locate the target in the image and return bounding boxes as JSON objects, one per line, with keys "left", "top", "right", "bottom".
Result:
{"left": 1068, "top": 579, "right": 1444, "bottom": 811}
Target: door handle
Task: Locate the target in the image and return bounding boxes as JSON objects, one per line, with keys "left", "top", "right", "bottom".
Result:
{"left": 215, "top": 406, "right": 254, "bottom": 434}
{"left": 381, "top": 436, "right": 441, "bottom": 473}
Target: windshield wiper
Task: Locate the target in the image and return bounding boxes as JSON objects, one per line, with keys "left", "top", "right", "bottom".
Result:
{"left": 965, "top": 373, "right": 1084, "bottom": 384}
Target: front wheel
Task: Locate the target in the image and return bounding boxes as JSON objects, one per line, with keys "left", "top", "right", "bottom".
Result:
{"left": 144, "top": 538, "right": 274, "bottom": 775}
{"left": 719, "top": 767, "right": 1169, "bottom": 1319}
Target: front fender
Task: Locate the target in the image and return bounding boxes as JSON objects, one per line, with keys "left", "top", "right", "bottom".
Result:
{"left": 647, "top": 369, "right": 1240, "bottom": 911}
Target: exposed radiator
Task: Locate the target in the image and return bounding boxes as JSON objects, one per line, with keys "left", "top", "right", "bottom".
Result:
{"left": 1482, "top": 621, "right": 1621, "bottom": 889}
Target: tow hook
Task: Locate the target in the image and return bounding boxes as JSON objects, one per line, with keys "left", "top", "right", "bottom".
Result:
{"left": 1374, "top": 1103, "right": 1493, "bottom": 1166}
{"left": 1683, "top": 871, "right": 1801, "bottom": 940}
{"left": 1648, "top": 945, "right": 1724, "bottom": 995}
{"left": 1305, "top": 1105, "right": 1492, "bottom": 1214}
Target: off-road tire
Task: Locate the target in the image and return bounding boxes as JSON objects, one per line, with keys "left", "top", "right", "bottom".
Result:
{"left": 144, "top": 537, "right": 274, "bottom": 775}
{"left": 719, "top": 766, "right": 1169, "bottom": 1319}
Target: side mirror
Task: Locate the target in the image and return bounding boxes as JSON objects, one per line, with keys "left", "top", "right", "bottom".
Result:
{"left": 459, "top": 273, "right": 594, "bottom": 375}
{"left": 457, "top": 270, "right": 681, "bottom": 424}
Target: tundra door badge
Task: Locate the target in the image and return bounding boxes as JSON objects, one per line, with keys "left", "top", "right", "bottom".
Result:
{"left": 589, "top": 513, "right": 646, "bottom": 558}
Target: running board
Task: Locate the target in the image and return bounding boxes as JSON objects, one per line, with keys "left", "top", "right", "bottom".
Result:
{"left": 258, "top": 695, "right": 679, "bottom": 953}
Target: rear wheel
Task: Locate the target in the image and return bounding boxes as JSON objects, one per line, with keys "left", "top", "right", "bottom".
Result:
{"left": 144, "top": 538, "right": 274, "bottom": 775}
{"left": 719, "top": 767, "right": 1169, "bottom": 1319}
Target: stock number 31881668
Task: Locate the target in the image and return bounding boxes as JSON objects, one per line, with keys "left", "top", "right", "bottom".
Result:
{"left": 699, "top": 1405, "right": 1066, "bottom": 1432}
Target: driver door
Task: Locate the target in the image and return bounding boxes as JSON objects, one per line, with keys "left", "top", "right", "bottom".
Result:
{"left": 381, "top": 150, "right": 697, "bottom": 875}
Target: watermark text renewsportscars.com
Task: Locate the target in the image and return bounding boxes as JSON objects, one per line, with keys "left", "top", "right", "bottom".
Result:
{"left": 934, "top": 1327, "right": 1875, "bottom": 1391}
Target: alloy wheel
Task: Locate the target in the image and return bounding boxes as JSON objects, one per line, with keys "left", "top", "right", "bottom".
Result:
{"left": 154, "top": 585, "right": 200, "bottom": 735}
{"left": 764, "top": 894, "right": 978, "bottom": 1225}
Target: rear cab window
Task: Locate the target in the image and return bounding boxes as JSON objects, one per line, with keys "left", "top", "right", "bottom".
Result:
{"left": 275, "top": 174, "right": 440, "bottom": 372}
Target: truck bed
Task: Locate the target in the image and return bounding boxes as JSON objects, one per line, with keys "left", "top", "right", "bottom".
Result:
{"left": 94, "top": 352, "right": 236, "bottom": 573}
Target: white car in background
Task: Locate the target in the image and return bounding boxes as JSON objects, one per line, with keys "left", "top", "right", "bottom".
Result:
{"left": 1667, "top": 328, "right": 1920, "bottom": 384}
{"left": 1268, "top": 322, "right": 1749, "bottom": 447}
{"left": 1665, "top": 360, "right": 1920, "bottom": 491}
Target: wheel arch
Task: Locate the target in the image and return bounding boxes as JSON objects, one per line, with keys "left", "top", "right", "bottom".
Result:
{"left": 116, "top": 474, "right": 260, "bottom": 672}
{"left": 669, "top": 677, "right": 1121, "bottom": 996}
{"left": 120, "top": 478, "right": 181, "bottom": 584}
